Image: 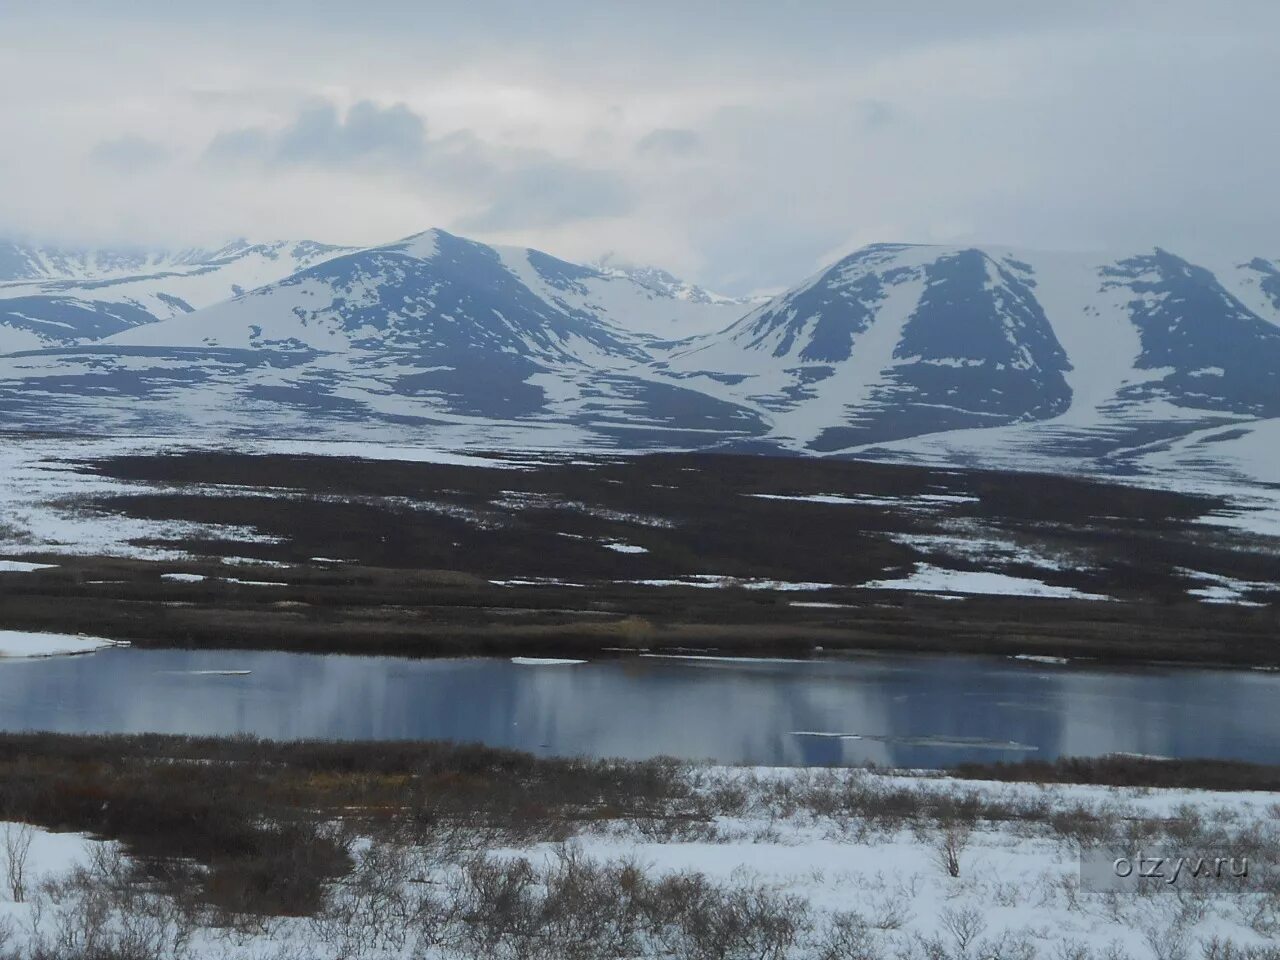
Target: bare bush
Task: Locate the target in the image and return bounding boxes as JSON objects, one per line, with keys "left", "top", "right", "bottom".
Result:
{"left": 308, "top": 840, "right": 459, "bottom": 958}
{"left": 813, "top": 910, "right": 881, "bottom": 960}
{"left": 933, "top": 823, "right": 972, "bottom": 879}
{"left": 1139, "top": 908, "right": 1192, "bottom": 960}
{"left": 24, "top": 844, "right": 196, "bottom": 960}
{"left": 1200, "top": 937, "right": 1280, "bottom": 960}
{"left": 1048, "top": 803, "right": 1119, "bottom": 848}
{"left": 671, "top": 879, "right": 809, "bottom": 960}
{"left": 939, "top": 905, "right": 987, "bottom": 956}
{"left": 866, "top": 886, "right": 914, "bottom": 931}
{"left": 2, "top": 822, "right": 34, "bottom": 903}
{"left": 430, "top": 850, "right": 811, "bottom": 960}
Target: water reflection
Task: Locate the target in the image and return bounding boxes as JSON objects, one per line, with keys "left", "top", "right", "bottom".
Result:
{"left": 0, "top": 649, "right": 1276, "bottom": 767}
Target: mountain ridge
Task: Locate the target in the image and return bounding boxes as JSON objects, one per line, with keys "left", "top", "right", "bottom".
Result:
{"left": 0, "top": 229, "right": 1277, "bottom": 490}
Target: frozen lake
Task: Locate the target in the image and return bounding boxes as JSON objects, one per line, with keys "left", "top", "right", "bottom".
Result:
{"left": 1, "top": 648, "right": 1277, "bottom": 767}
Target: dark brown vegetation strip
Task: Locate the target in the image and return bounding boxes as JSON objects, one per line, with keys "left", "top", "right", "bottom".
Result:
{"left": 0, "top": 733, "right": 695, "bottom": 914}
{"left": 1, "top": 449, "right": 1276, "bottom": 664}
{"left": 951, "top": 754, "right": 1280, "bottom": 792}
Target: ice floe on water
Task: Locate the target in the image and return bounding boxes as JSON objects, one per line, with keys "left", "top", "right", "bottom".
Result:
{"left": 602, "top": 541, "right": 648, "bottom": 553}
{"left": 0, "top": 630, "right": 128, "bottom": 659}
{"left": 863, "top": 562, "right": 1111, "bottom": 600}
{"left": 510, "top": 657, "right": 587, "bottom": 666}
{"left": 161, "top": 572, "right": 207, "bottom": 583}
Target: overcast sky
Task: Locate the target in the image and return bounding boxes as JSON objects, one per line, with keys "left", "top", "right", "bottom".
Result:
{"left": 1, "top": 1, "right": 1276, "bottom": 294}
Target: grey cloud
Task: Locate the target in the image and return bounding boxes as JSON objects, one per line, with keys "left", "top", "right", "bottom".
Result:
{"left": 90, "top": 135, "right": 169, "bottom": 171}
{"left": 278, "top": 100, "right": 424, "bottom": 164}
{"left": 204, "top": 127, "right": 272, "bottom": 165}
{"left": 456, "top": 162, "right": 631, "bottom": 232}
{"left": 855, "top": 100, "right": 894, "bottom": 130}
{"left": 203, "top": 97, "right": 630, "bottom": 231}
{"left": 635, "top": 128, "right": 701, "bottom": 157}
{"left": 205, "top": 99, "right": 425, "bottom": 168}
{"left": 6, "top": 2, "right": 1280, "bottom": 293}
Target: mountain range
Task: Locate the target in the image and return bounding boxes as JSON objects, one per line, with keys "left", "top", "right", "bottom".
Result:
{"left": 2, "top": 228, "right": 1279, "bottom": 483}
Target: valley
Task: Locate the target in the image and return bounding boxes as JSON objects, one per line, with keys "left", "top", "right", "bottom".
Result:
{"left": 1, "top": 442, "right": 1276, "bottom": 666}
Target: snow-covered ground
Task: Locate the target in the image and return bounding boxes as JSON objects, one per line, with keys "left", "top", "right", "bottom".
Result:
{"left": 0, "top": 560, "right": 56, "bottom": 573}
{"left": 620, "top": 575, "right": 843, "bottom": 591}
{"left": 748, "top": 492, "right": 980, "bottom": 509}
{"left": 1182, "top": 569, "right": 1274, "bottom": 608}
{"left": 497, "top": 771, "right": 1280, "bottom": 958}
{"left": 0, "top": 434, "right": 522, "bottom": 560}
{"left": 0, "top": 432, "right": 1274, "bottom": 610}
{"left": 864, "top": 562, "right": 1112, "bottom": 601}
{"left": 865, "top": 415, "right": 1280, "bottom": 543}
{"left": 1, "top": 769, "right": 1277, "bottom": 959}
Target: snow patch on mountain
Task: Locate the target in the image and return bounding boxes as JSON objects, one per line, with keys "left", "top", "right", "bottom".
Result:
{"left": 497, "top": 249, "right": 748, "bottom": 338}
{"left": 3, "top": 231, "right": 1280, "bottom": 507}
{"left": 0, "top": 238, "right": 354, "bottom": 351}
{"left": 656, "top": 244, "right": 1075, "bottom": 450}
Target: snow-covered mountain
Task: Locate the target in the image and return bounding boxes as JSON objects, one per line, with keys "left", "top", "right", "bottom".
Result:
{"left": 0, "top": 239, "right": 355, "bottom": 352}
{"left": 0, "top": 240, "right": 217, "bottom": 283}
{"left": 0, "top": 234, "right": 749, "bottom": 355}
{"left": 0, "top": 230, "right": 1278, "bottom": 489}
{"left": 112, "top": 231, "right": 642, "bottom": 362}
{"left": 501, "top": 252, "right": 750, "bottom": 340}
{"left": 0, "top": 229, "right": 765, "bottom": 441}
{"left": 656, "top": 244, "right": 1280, "bottom": 455}
{"left": 656, "top": 244, "right": 1072, "bottom": 449}
{"left": 590, "top": 254, "right": 764, "bottom": 331}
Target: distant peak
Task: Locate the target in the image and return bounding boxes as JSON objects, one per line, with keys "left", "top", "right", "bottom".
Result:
{"left": 590, "top": 254, "right": 751, "bottom": 306}
{"left": 380, "top": 228, "right": 450, "bottom": 261}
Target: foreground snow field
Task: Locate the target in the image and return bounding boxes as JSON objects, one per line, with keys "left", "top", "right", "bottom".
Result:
{"left": 1, "top": 768, "right": 1278, "bottom": 959}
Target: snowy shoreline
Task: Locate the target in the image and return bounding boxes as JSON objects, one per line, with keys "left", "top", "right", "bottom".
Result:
{"left": 0, "top": 630, "right": 129, "bottom": 660}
